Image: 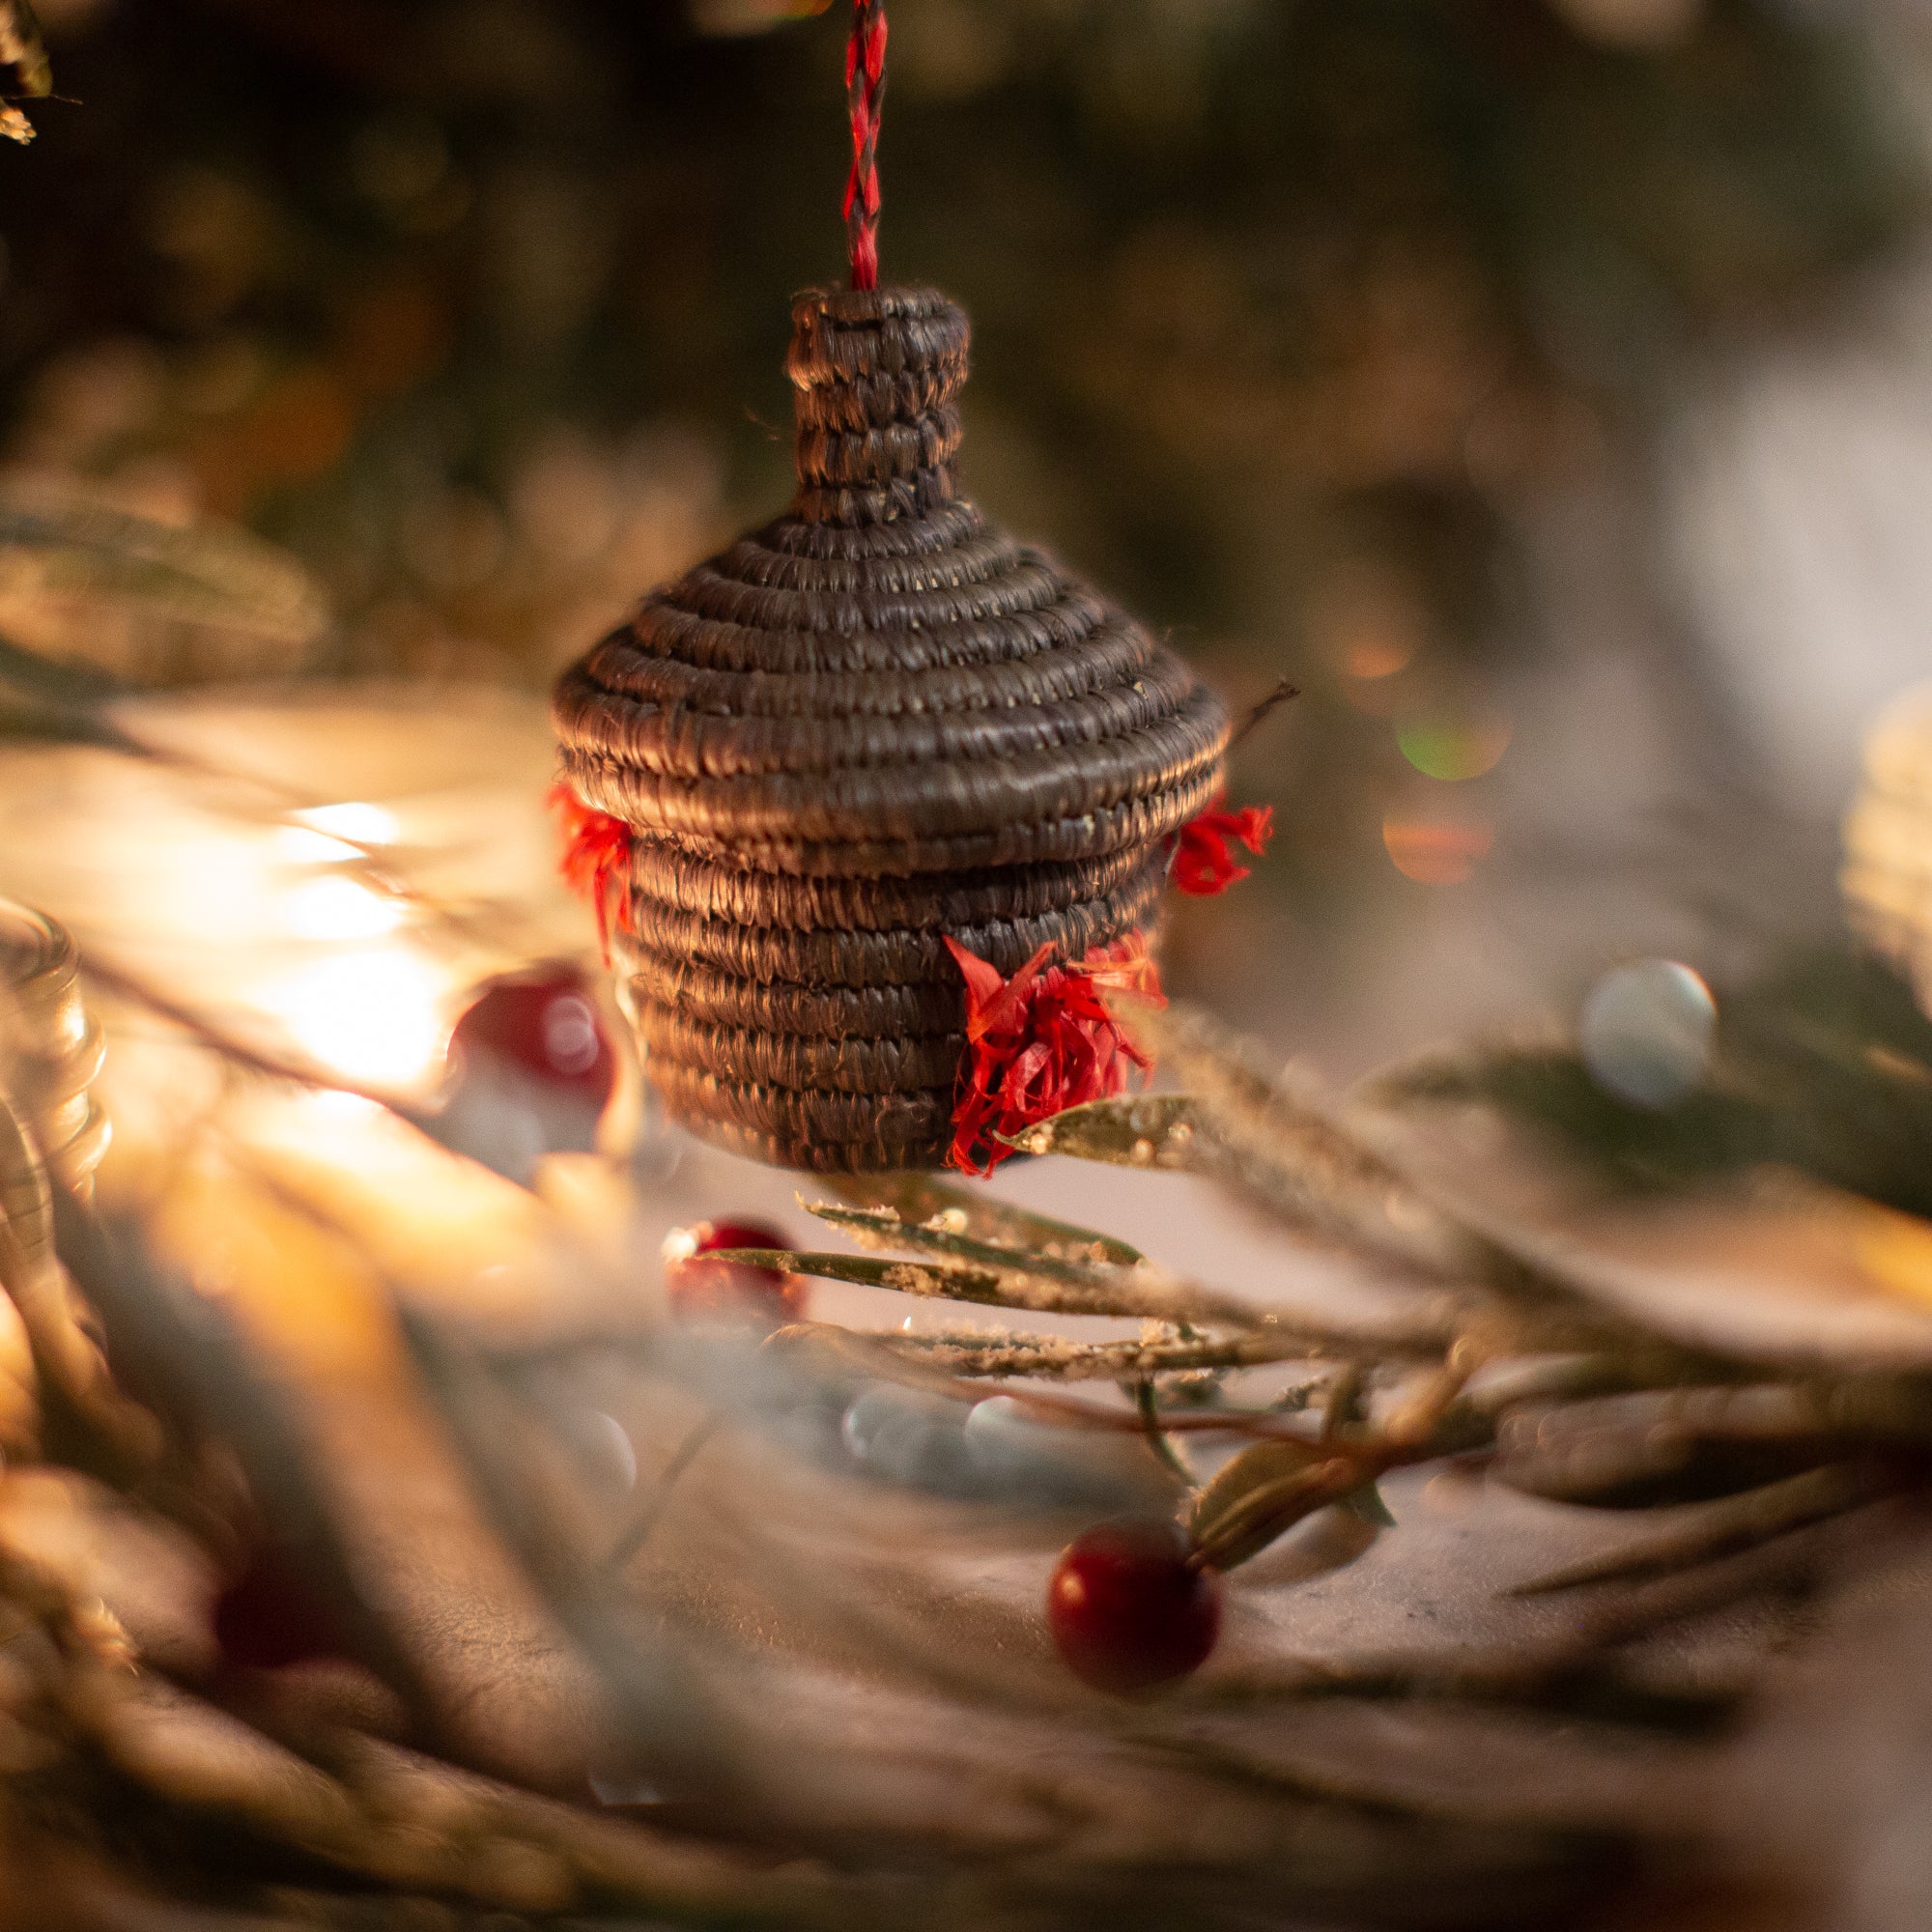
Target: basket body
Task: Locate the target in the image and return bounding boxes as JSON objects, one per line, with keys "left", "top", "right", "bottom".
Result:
{"left": 554, "top": 288, "right": 1227, "bottom": 1170}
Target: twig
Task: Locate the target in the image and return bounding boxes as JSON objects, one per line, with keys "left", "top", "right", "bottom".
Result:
{"left": 876, "top": 1325, "right": 1351, "bottom": 1381}
{"left": 821, "top": 1172, "right": 1143, "bottom": 1266}
{"left": 1229, "top": 676, "right": 1299, "bottom": 751}
{"left": 603, "top": 1412, "right": 723, "bottom": 1573}
{"left": 1505, "top": 1461, "right": 1898, "bottom": 1597}
{"left": 1133, "top": 1378, "right": 1195, "bottom": 1489}
{"left": 721, "top": 1232, "right": 1264, "bottom": 1331}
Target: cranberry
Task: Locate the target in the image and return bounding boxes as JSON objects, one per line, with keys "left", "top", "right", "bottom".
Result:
{"left": 213, "top": 1548, "right": 345, "bottom": 1673}
{"left": 449, "top": 967, "right": 614, "bottom": 1109}
{"left": 1047, "top": 1518, "right": 1221, "bottom": 1695}
{"left": 663, "top": 1217, "right": 803, "bottom": 1326}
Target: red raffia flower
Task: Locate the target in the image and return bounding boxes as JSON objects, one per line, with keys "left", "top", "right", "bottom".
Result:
{"left": 549, "top": 782, "right": 633, "bottom": 963}
{"left": 942, "top": 929, "right": 1166, "bottom": 1177}
{"left": 1170, "top": 796, "right": 1274, "bottom": 896}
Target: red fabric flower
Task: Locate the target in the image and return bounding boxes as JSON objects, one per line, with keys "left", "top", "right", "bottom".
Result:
{"left": 942, "top": 929, "right": 1166, "bottom": 1177}
{"left": 549, "top": 782, "right": 633, "bottom": 963}
{"left": 1171, "top": 798, "right": 1274, "bottom": 896}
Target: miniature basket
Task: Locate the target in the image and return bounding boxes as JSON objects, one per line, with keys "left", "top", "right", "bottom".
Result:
{"left": 553, "top": 286, "right": 1229, "bottom": 1170}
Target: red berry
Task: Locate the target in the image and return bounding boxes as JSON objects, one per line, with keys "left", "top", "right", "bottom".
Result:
{"left": 213, "top": 1548, "right": 344, "bottom": 1673}
{"left": 663, "top": 1217, "right": 803, "bottom": 1326}
{"left": 450, "top": 967, "right": 614, "bottom": 1109}
{"left": 1047, "top": 1519, "right": 1221, "bottom": 1695}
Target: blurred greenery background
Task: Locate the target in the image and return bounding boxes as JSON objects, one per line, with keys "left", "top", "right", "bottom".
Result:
{"left": 5, "top": 0, "right": 1929, "bottom": 1071}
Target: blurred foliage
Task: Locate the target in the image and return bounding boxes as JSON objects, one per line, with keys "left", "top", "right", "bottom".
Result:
{"left": 1390, "top": 947, "right": 1932, "bottom": 1220}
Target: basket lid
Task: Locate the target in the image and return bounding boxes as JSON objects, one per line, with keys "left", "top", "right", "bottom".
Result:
{"left": 554, "top": 286, "right": 1227, "bottom": 878}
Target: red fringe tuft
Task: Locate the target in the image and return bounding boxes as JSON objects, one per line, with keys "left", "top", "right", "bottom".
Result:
{"left": 1171, "top": 798, "right": 1274, "bottom": 896}
{"left": 942, "top": 930, "right": 1165, "bottom": 1177}
{"left": 549, "top": 783, "right": 633, "bottom": 964}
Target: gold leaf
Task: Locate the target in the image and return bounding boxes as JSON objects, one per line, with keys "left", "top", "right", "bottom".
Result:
{"left": 1188, "top": 1437, "right": 1362, "bottom": 1572}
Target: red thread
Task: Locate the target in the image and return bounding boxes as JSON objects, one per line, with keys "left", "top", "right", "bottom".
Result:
{"left": 843, "top": 0, "right": 887, "bottom": 290}
{"left": 942, "top": 930, "right": 1165, "bottom": 1177}
{"left": 549, "top": 782, "right": 633, "bottom": 964}
{"left": 1171, "top": 798, "right": 1274, "bottom": 896}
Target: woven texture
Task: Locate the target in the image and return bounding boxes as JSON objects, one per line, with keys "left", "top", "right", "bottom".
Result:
{"left": 554, "top": 285, "right": 1229, "bottom": 1169}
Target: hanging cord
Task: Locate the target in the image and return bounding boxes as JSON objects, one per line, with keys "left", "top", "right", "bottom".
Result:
{"left": 843, "top": 0, "right": 888, "bottom": 290}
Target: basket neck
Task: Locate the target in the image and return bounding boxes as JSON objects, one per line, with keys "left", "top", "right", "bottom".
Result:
{"left": 785, "top": 285, "right": 970, "bottom": 527}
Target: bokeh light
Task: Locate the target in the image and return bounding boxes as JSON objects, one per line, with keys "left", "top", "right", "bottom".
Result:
{"left": 295, "top": 802, "right": 400, "bottom": 846}
{"left": 1382, "top": 813, "right": 1494, "bottom": 886}
{"left": 1395, "top": 710, "right": 1512, "bottom": 781}
{"left": 281, "top": 875, "right": 405, "bottom": 943}
{"left": 1308, "top": 560, "right": 1426, "bottom": 700}
{"left": 1578, "top": 958, "right": 1717, "bottom": 1108}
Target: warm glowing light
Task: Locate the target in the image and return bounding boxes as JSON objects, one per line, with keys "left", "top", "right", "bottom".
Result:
{"left": 1854, "top": 1200, "right": 1932, "bottom": 1308}
{"left": 303, "top": 1089, "right": 388, "bottom": 1126}
{"left": 271, "top": 802, "right": 400, "bottom": 866}
{"left": 293, "top": 802, "right": 401, "bottom": 844}
{"left": 1382, "top": 814, "right": 1493, "bottom": 885}
{"left": 661, "top": 1226, "right": 699, "bottom": 1266}
{"left": 1396, "top": 711, "right": 1512, "bottom": 781}
{"left": 272, "top": 825, "right": 357, "bottom": 865}
{"left": 257, "top": 947, "right": 445, "bottom": 1087}
{"left": 283, "top": 874, "right": 405, "bottom": 941}
{"left": 157, "top": 832, "right": 273, "bottom": 940}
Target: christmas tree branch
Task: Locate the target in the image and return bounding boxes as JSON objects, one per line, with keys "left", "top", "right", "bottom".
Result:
{"left": 823, "top": 1171, "right": 1143, "bottom": 1266}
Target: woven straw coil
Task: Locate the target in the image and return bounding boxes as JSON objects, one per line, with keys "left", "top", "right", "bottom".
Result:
{"left": 554, "top": 286, "right": 1229, "bottom": 1170}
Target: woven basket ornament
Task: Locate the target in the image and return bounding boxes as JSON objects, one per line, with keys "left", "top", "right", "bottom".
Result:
{"left": 552, "top": 285, "right": 1231, "bottom": 1171}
